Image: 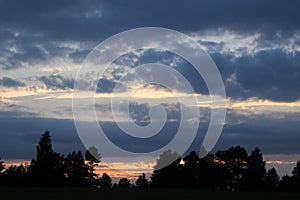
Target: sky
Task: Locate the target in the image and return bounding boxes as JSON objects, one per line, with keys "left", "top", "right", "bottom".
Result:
{"left": 1, "top": 0, "right": 300, "bottom": 178}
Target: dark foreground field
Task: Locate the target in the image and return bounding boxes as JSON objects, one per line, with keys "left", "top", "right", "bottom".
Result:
{"left": 1, "top": 187, "right": 300, "bottom": 200}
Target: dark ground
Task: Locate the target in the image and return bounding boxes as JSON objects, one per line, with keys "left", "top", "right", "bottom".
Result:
{"left": 1, "top": 187, "right": 300, "bottom": 200}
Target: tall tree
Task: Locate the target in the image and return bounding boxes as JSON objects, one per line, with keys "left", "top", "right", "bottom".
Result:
{"left": 215, "top": 146, "right": 248, "bottom": 189}
{"left": 85, "top": 146, "right": 101, "bottom": 184}
{"left": 151, "top": 150, "right": 181, "bottom": 187}
{"left": 292, "top": 160, "right": 300, "bottom": 187}
{"left": 265, "top": 167, "right": 280, "bottom": 190}
{"left": 36, "top": 130, "right": 53, "bottom": 161}
{"left": 292, "top": 160, "right": 300, "bottom": 179}
{"left": 65, "top": 151, "right": 89, "bottom": 186}
{"left": 135, "top": 173, "right": 149, "bottom": 188}
{"left": 99, "top": 173, "right": 112, "bottom": 188}
{"left": 28, "top": 130, "right": 65, "bottom": 185}
{"left": 240, "top": 147, "right": 267, "bottom": 190}
{"left": 198, "top": 153, "right": 231, "bottom": 190}
{"left": 182, "top": 151, "right": 201, "bottom": 188}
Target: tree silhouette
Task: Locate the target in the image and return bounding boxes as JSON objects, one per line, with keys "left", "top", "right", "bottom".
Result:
{"left": 151, "top": 150, "right": 181, "bottom": 187}
{"left": 99, "top": 173, "right": 112, "bottom": 188}
{"left": 292, "top": 160, "right": 300, "bottom": 179}
{"left": 65, "top": 151, "right": 89, "bottom": 186}
{"left": 200, "top": 153, "right": 232, "bottom": 190}
{"left": 3, "top": 164, "right": 27, "bottom": 185}
{"left": 2, "top": 129, "right": 300, "bottom": 191}
{"left": 292, "top": 160, "right": 300, "bottom": 187}
{"left": 0, "top": 158, "right": 4, "bottom": 183}
{"left": 36, "top": 130, "right": 53, "bottom": 161}
{"left": 0, "top": 158, "right": 4, "bottom": 173}
{"left": 85, "top": 146, "right": 101, "bottom": 184}
{"left": 28, "top": 130, "right": 65, "bottom": 185}
{"left": 279, "top": 160, "right": 300, "bottom": 191}
{"left": 240, "top": 147, "right": 267, "bottom": 190}
{"left": 280, "top": 174, "right": 297, "bottom": 191}
{"left": 136, "top": 173, "right": 149, "bottom": 188}
{"left": 265, "top": 167, "right": 280, "bottom": 190}
{"left": 118, "top": 178, "right": 131, "bottom": 189}
{"left": 215, "top": 146, "right": 248, "bottom": 189}
{"left": 181, "top": 151, "right": 201, "bottom": 188}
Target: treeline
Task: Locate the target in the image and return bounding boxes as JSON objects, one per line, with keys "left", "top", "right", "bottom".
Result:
{"left": 0, "top": 131, "right": 300, "bottom": 191}
{"left": 0, "top": 131, "right": 100, "bottom": 186}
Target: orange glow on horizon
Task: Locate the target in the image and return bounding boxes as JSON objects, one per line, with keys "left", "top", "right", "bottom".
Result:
{"left": 266, "top": 160, "right": 297, "bottom": 165}
{"left": 2, "top": 156, "right": 299, "bottom": 181}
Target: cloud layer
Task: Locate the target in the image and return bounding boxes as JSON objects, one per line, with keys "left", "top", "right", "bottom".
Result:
{"left": 0, "top": 0, "right": 300, "bottom": 178}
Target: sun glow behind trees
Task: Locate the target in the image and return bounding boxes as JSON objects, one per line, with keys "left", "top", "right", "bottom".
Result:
{"left": 1, "top": 130, "right": 300, "bottom": 191}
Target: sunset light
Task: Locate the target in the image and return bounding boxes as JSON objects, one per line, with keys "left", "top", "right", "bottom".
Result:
{"left": 1, "top": 0, "right": 300, "bottom": 199}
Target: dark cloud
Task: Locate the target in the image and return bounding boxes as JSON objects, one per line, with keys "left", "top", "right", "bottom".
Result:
{"left": 224, "top": 49, "right": 300, "bottom": 102}
{"left": 238, "top": 50, "right": 300, "bottom": 102}
{"left": 1, "top": 0, "right": 299, "bottom": 69}
{"left": 10, "top": 43, "right": 47, "bottom": 64}
{"left": 213, "top": 111, "right": 300, "bottom": 155}
{"left": 1, "top": 0, "right": 299, "bottom": 40}
{"left": 128, "top": 102, "right": 183, "bottom": 126}
{"left": 1, "top": 109, "right": 300, "bottom": 159}
{"left": 39, "top": 74, "right": 74, "bottom": 90}
{"left": 0, "top": 29, "right": 78, "bottom": 69}
{"left": 1, "top": 0, "right": 300, "bottom": 161}
{"left": 97, "top": 47, "right": 300, "bottom": 102}
{"left": 0, "top": 0, "right": 299, "bottom": 102}
{"left": 0, "top": 0, "right": 107, "bottom": 58}
{"left": 104, "top": 49, "right": 209, "bottom": 95}
{"left": 129, "top": 103, "right": 151, "bottom": 125}
{"left": 96, "top": 78, "right": 117, "bottom": 93}
{"left": 0, "top": 111, "right": 85, "bottom": 159}
{"left": 0, "top": 77, "right": 25, "bottom": 87}
{"left": 96, "top": 49, "right": 202, "bottom": 93}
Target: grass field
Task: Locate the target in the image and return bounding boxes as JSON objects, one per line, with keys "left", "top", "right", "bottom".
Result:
{"left": 1, "top": 187, "right": 300, "bottom": 200}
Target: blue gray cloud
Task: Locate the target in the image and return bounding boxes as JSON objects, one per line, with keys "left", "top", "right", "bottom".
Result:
{"left": 1, "top": 0, "right": 298, "bottom": 40}
{"left": 1, "top": 0, "right": 299, "bottom": 68}
{"left": 0, "top": 0, "right": 300, "bottom": 165}
{"left": 213, "top": 50, "right": 300, "bottom": 102}
{"left": 0, "top": 77, "right": 25, "bottom": 87}
{"left": 1, "top": 109, "right": 300, "bottom": 159}
{"left": 0, "top": 0, "right": 299, "bottom": 102}
{"left": 39, "top": 74, "right": 74, "bottom": 90}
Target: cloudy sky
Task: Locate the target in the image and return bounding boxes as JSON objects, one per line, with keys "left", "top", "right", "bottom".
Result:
{"left": 1, "top": 0, "right": 300, "bottom": 177}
